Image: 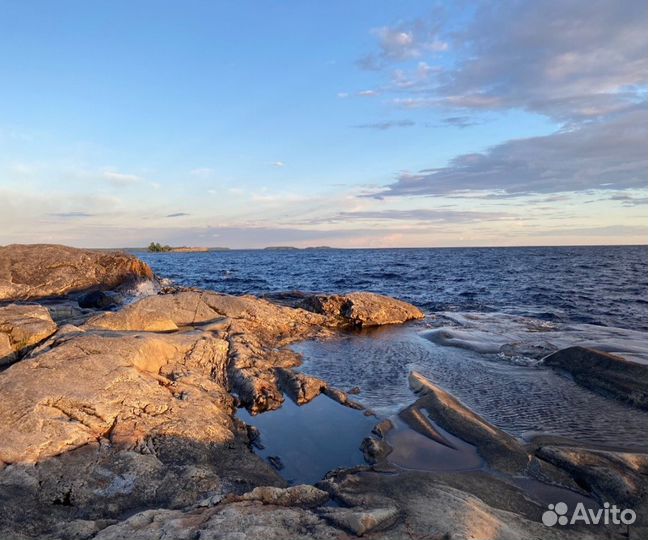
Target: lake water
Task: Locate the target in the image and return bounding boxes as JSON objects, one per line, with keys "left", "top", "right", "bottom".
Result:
{"left": 137, "top": 245, "right": 648, "bottom": 476}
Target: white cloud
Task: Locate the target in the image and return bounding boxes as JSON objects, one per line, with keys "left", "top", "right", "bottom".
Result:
{"left": 366, "top": 0, "right": 647, "bottom": 123}
{"left": 102, "top": 170, "right": 141, "bottom": 187}
{"left": 271, "top": 161, "right": 285, "bottom": 168}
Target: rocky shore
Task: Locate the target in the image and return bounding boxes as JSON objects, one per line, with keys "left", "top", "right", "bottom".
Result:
{"left": 0, "top": 245, "right": 646, "bottom": 539}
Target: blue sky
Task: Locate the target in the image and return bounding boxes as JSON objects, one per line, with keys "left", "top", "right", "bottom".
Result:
{"left": 1, "top": 0, "right": 646, "bottom": 248}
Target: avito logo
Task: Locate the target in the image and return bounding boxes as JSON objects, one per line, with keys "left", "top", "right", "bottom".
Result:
{"left": 542, "top": 502, "right": 636, "bottom": 527}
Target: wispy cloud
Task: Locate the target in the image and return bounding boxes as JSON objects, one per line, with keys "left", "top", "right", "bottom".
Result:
{"left": 48, "top": 211, "right": 94, "bottom": 219}
{"left": 607, "top": 194, "right": 648, "bottom": 207}
{"left": 439, "top": 116, "right": 482, "bottom": 129}
{"left": 358, "top": 15, "right": 447, "bottom": 70}
{"left": 271, "top": 161, "right": 285, "bottom": 168}
{"left": 305, "top": 208, "right": 515, "bottom": 225}
{"left": 166, "top": 212, "right": 190, "bottom": 218}
{"left": 102, "top": 170, "right": 141, "bottom": 187}
{"left": 352, "top": 119, "right": 415, "bottom": 130}
{"left": 371, "top": 105, "right": 648, "bottom": 198}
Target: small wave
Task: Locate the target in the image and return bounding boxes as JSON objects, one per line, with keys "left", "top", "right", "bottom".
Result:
{"left": 121, "top": 279, "right": 160, "bottom": 303}
{"left": 424, "top": 311, "right": 648, "bottom": 364}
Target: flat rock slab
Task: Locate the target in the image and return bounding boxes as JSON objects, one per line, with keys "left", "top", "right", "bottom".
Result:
{"left": 543, "top": 346, "right": 648, "bottom": 409}
{"left": 0, "top": 304, "right": 57, "bottom": 366}
{"left": 408, "top": 371, "right": 531, "bottom": 474}
{"left": 537, "top": 445, "right": 648, "bottom": 514}
{"left": 0, "top": 244, "right": 153, "bottom": 302}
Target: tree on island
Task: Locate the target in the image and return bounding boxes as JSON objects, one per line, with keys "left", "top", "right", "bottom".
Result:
{"left": 148, "top": 242, "right": 172, "bottom": 252}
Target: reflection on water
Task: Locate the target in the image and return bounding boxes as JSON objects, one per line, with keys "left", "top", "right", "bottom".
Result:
{"left": 294, "top": 325, "right": 648, "bottom": 451}
{"left": 237, "top": 395, "right": 375, "bottom": 485}
{"left": 386, "top": 416, "right": 484, "bottom": 472}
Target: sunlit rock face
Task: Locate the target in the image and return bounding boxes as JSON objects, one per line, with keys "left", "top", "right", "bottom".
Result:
{"left": 0, "top": 303, "right": 57, "bottom": 366}
{"left": 0, "top": 244, "right": 154, "bottom": 302}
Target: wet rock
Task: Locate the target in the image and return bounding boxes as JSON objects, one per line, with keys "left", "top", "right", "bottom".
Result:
{"left": 0, "top": 244, "right": 153, "bottom": 302}
{"left": 318, "top": 506, "right": 401, "bottom": 536}
{"left": 246, "top": 424, "right": 264, "bottom": 449}
{"left": 322, "top": 386, "right": 365, "bottom": 410}
{"left": 0, "top": 304, "right": 57, "bottom": 366}
{"left": 276, "top": 368, "right": 327, "bottom": 405}
{"left": 299, "top": 292, "right": 424, "bottom": 327}
{"left": 77, "top": 291, "right": 118, "bottom": 310}
{"left": 348, "top": 386, "right": 361, "bottom": 395}
{"left": 537, "top": 445, "right": 648, "bottom": 514}
{"left": 543, "top": 346, "right": 648, "bottom": 409}
{"left": 268, "top": 456, "right": 284, "bottom": 471}
{"left": 360, "top": 437, "right": 393, "bottom": 466}
{"left": 235, "top": 485, "right": 329, "bottom": 508}
{"left": 372, "top": 419, "right": 394, "bottom": 439}
{"left": 408, "top": 371, "right": 531, "bottom": 474}
{"left": 324, "top": 470, "right": 604, "bottom": 540}
{"left": 399, "top": 404, "right": 457, "bottom": 449}
{"left": 425, "top": 312, "right": 648, "bottom": 364}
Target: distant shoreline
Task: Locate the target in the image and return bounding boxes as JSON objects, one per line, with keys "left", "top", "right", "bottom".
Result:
{"left": 119, "top": 243, "right": 648, "bottom": 253}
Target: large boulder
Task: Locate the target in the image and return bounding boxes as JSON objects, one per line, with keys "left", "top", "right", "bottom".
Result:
{"left": 543, "top": 346, "right": 648, "bottom": 409}
{"left": 299, "top": 292, "right": 424, "bottom": 327}
{"left": 0, "top": 304, "right": 57, "bottom": 366}
{"left": 0, "top": 244, "right": 154, "bottom": 302}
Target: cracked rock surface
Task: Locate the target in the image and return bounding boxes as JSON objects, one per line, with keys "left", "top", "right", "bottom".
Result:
{"left": 0, "top": 304, "right": 57, "bottom": 366}
{"left": 0, "top": 244, "right": 153, "bottom": 302}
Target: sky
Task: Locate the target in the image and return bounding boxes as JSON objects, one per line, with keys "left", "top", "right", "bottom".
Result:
{"left": 0, "top": 0, "right": 646, "bottom": 248}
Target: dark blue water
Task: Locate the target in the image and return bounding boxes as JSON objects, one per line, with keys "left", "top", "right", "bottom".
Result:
{"left": 135, "top": 245, "right": 648, "bottom": 331}
{"left": 136, "top": 245, "right": 648, "bottom": 452}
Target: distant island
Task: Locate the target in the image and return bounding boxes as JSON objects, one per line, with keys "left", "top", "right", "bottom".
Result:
{"left": 264, "top": 246, "right": 334, "bottom": 251}
{"left": 143, "top": 243, "right": 337, "bottom": 253}
{"left": 147, "top": 242, "right": 228, "bottom": 253}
